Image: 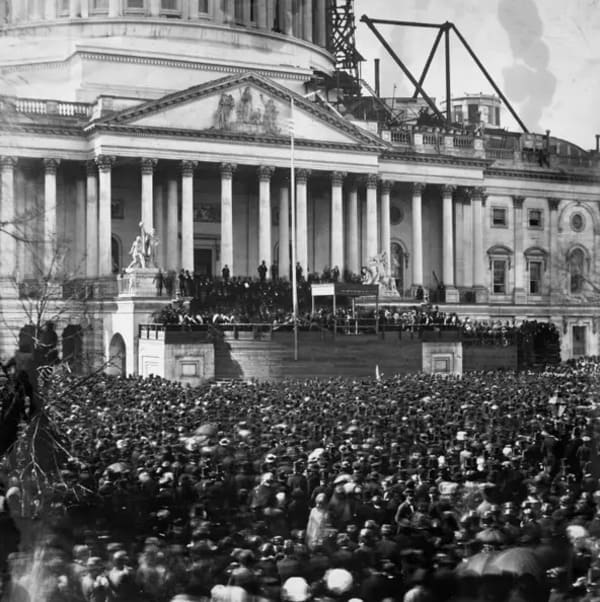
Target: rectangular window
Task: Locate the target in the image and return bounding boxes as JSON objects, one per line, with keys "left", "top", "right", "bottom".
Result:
{"left": 91, "top": 0, "right": 109, "bottom": 10}
{"left": 528, "top": 209, "right": 543, "bottom": 228}
{"left": 493, "top": 260, "right": 506, "bottom": 294}
{"left": 453, "top": 105, "right": 463, "bottom": 123}
{"left": 492, "top": 207, "right": 507, "bottom": 227}
{"left": 250, "top": 0, "right": 256, "bottom": 21}
{"left": 58, "top": 0, "right": 70, "bottom": 14}
{"left": 161, "top": 0, "right": 178, "bottom": 9}
{"left": 198, "top": 0, "right": 209, "bottom": 13}
{"left": 529, "top": 261, "right": 542, "bottom": 295}
{"left": 125, "top": 0, "right": 144, "bottom": 9}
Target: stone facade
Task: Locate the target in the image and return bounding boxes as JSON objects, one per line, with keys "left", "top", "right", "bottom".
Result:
{"left": 1, "top": 3, "right": 600, "bottom": 369}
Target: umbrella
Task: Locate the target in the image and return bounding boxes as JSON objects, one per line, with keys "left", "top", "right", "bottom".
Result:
{"left": 456, "top": 551, "right": 496, "bottom": 576}
{"left": 107, "top": 462, "right": 129, "bottom": 474}
{"left": 475, "top": 528, "right": 507, "bottom": 547}
{"left": 486, "top": 547, "right": 544, "bottom": 581}
{"left": 194, "top": 423, "right": 218, "bottom": 437}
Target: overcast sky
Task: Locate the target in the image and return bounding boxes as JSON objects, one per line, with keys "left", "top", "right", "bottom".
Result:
{"left": 354, "top": 0, "right": 600, "bottom": 150}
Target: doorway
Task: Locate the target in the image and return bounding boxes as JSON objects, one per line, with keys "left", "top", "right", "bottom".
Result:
{"left": 194, "top": 249, "right": 213, "bottom": 277}
{"left": 572, "top": 325, "right": 587, "bottom": 357}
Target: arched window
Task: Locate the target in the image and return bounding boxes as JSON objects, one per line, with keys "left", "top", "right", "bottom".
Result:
{"left": 390, "top": 241, "right": 408, "bottom": 295}
{"left": 568, "top": 247, "right": 587, "bottom": 293}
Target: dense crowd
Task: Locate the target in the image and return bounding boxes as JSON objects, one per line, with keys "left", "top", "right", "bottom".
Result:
{"left": 1, "top": 357, "right": 600, "bottom": 601}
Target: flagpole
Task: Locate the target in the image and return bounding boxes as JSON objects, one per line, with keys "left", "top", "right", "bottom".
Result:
{"left": 290, "top": 97, "right": 298, "bottom": 361}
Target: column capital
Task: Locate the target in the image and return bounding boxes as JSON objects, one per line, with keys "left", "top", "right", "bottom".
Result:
{"left": 411, "top": 182, "right": 426, "bottom": 195}
{"left": 95, "top": 155, "right": 115, "bottom": 172}
{"left": 548, "top": 197, "right": 561, "bottom": 211}
{"left": 381, "top": 180, "right": 393, "bottom": 195}
{"left": 257, "top": 165, "right": 275, "bottom": 182}
{"left": 43, "top": 158, "right": 61, "bottom": 175}
{"left": 219, "top": 162, "right": 236, "bottom": 178}
{"left": 366, "top": 173, "right": 379, "bottom": 189}
{"left": 85, "top": 160, "right": 97, "bottom": 176}
{"left": 141, "top": 157, "right": 158, "bottom": 175}
{"left": 181, "top": 160, "right": 199, "bottom": 177}
{"left": 0, "top": 156, "right": 17, "bottom": 171}
{"left": 442, "top": 184, "right": 456, "bottom": 197}
{"left": 331, "top": 171, "right": 346, "bottom": 187}
{"left": 296, "top": 168, "right": 311, "bottom": 183}
{"left": 470, "top": 186, "right": 487, "bottom": 202}
{"left": 512, "top": 195, "right": 525, "bottom": 209}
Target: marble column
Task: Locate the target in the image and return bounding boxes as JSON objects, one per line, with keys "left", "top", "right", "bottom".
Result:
{"left": 380, "top": 180, "right": 392, "bottom": 270}
{"left": 513, "top": 195, "right": 526, "bottom": 304}
{"left": 462, "top": 196, "right": 473, "bottom": 287}
{"left": 85, "top": 161, "right": 99, "bottom": 278}
{"left": 69, "top": 0, "right": 79, "bottom": 18}
{"left": 95, "top": 155, "right": 114, "bottom": 277}
{"left": 257, "top": 0, "right": 268, "bottom": 28}
{"left": 166, "top": 176, "right": 179, "bottom": 271}
{"left": 180, "top": 161, "right": 196, "bottom": 273}
{"left": 302, "top": 0, "right": 312, "bottom": 41}
{"left": 471, "top": 187, "right": 487, "bottom": 302}
{"left": 411, "top": 182, "right": 425, "bottom": 290}
{"left": 315, "top": 0, "right": 326, "bottom": 46}
{"left": 108, "top": 0, "right": 121, "bottom": 17}
{"left": 548, "top": 197, "right": 560, "bottom": 301}
{"left": 220, "top": 162, "right": 235, "bottom": 276}
{"left": 44, "top": 158, "right": 60, "bottom": 273}
{"left": 258, "top": 165, "right": 274, "bottom": 273}
{"left": 281, "top": 0, "right": 293, "bottom": 34}
{"left": 0, "top": 157, "right": 16, "bottom": 278}
{"left": 141, "top": 158, "right": 157, "bottom": 232}
{"left": 296, "top": 169, "right": 309, "bottom": 274}
{"left": 331, "top": 171, "right": 345, "bottom": 276}
{"left": 442, "top": 184, "right": 458, "bottom": 302}
{"left": 279, "top": 180, "right": 290, "bottom": 280}
{"left": 365, "top": 174, "right": 378, "bottom": 261}
{"left": 74, "top": 176, "right": 86, "bottom": 275}
{"left": 346, "top": 179, "right": 359, "bottom": 277}
{"left": 154, "top": 181, "right": 164, "bottom": 268}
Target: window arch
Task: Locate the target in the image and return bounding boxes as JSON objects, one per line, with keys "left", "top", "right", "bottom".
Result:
{"left": 567, "top": 245, "right": 591, "bottom": 294}
{"left": 487, "top": 245, "right": 513, "bottom": 295}
{"left": 390, "top": 240, "right": 409, "bottom": 295}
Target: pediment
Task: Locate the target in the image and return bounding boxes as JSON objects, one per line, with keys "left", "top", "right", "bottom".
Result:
{"left": 97, "top": 72, "right": 383, "bottom": 148}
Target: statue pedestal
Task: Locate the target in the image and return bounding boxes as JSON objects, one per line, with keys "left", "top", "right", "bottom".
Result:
{"left": 119, "top": 268, "right": 159, "bottom": 298}
{"left": 444, "top": 286, "right": 460, "bottom": 303}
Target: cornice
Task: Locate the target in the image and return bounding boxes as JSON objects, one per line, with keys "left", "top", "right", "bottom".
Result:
{"left": 89, "top": 123, "right": 384, "bottom": 153}
{"left": 78, "top": 51, "right": 310, "bottom": 82}
{"left": 0, "top": 123, "right": 85, "bottom": 137}
{"left": 380, "top": 151, "right": 489, "bottom": 169}
{"left": 484, "top": 166, "right": 600, "bottom": 185}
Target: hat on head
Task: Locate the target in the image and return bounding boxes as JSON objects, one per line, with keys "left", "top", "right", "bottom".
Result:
{"left": 282, "top": 577, "right": 311, "bottom": 602}
{"left": 325, "top": 568, "right": 353, "bottom": 595}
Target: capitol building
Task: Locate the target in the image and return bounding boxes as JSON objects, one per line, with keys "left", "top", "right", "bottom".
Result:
{"left": 0, "top": 0, "right": 599, "bottom": 372}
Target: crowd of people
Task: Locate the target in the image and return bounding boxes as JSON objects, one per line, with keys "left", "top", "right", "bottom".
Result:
{"left": 1, "top": 356, "right": 600, "bottom": 601}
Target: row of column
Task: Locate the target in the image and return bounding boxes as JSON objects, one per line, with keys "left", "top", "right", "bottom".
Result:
{"left": 0, "top": 155, "right": 488, "bottom": 294}
{"left": 7, "top": 1, "right": 329, "bottom": 48}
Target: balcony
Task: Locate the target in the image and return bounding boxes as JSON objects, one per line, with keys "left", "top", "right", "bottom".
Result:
{"left": 380, "top": 124, "right": 600, "bottom": 171}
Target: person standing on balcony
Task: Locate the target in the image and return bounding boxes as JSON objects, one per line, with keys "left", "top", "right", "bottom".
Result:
{"left": 153, "top": 268, "right": 164, "bottom": 297}
{"left": 258, "top": 260, "right": 268, "bottom": 283}
{"left": 222, "top": 264, "right": 230, "bottom": 283}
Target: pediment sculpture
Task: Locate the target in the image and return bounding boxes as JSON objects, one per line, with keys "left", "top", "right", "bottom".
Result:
{"left": 213, "top": 86, "right": 281, "bottom": 136}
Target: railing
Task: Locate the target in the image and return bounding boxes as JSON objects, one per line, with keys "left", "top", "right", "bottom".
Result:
{"left": 10, "top": 97, "right": 92, "bottom": 118}
{"left": 390, "top": 129, "right": 412, "bottom": 145}
{"left": 453, "top": 134, "right": 474, "bottom": 148}
{"left": 422, "top": 132, "right": 443, "bottom": 146}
